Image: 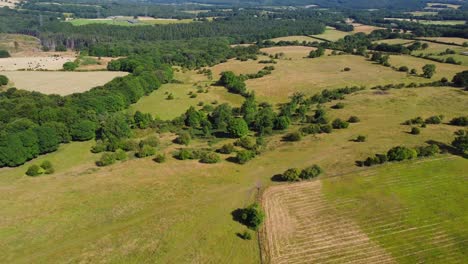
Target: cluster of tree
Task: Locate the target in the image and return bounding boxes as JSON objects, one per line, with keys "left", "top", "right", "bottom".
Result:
{"left": 0, "top": 53, "right": 173, "bottom": 167}
{"left": 452, "top": 70, "right": 468, "bottom": 88}
{"left": 25, "top": 160, "right": 54, "bottom": 176}
{"left": 218, "top": 71, "right": 247, "bottom": 95}
{"left": 174, "top": 148, "right": 221, "bottom": 164}
{"left": 308, "top": 47, "right": 325, "bottom": 58}
{"left": 450, "top": 116, "right": 468, "bottom": 127}
{"left": 403, "top": 115, "right": 445, "bottom": 126}
{"left": 236, "top": 203, "right": 264, "bottom": 231}
{"left": 0, "top": 75, "right": 8, "bottom": 86}
{"left": 358, "top": 144, "right": 440, "bottom": 167}
{"left": 279, "top": 165, "right": 323, "bottom": 182}
{"left": 0, "top": 50, "right": 10, "bottom": 58}
{"left": 452, "top": 129, "right": 468, "bottom": 154}
{"left": 241, "top": 66, "right": 275, "bottom": 80}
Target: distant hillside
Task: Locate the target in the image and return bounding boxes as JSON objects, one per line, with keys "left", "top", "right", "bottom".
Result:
{"left": 148, "top": 0, "right": 427, "bottom": 10}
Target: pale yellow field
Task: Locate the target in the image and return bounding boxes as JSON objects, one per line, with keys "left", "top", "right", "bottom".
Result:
{"left": 0, "top": 0, "right": 20, "bottom": 7}
{"left": 388, "top": 54, "right": 467, "bottom": 79}
{"left": 311, "top": 29, "right": 351, "bottom": 41}
{"left": 210, "top": 58, "right": 269, "bottom": 77}
{"left": 351, "top": 23, "right": 383, "bottom": 34}
{"left": 260, "top": 46, "right": 317, "bottom": 59}
{"left": 0, "top": 56, "right": 75, "bottom": 71}
{"left": 2, "top": 71, "right": 128, "bottom": 95}
{"left": 416, "top": 37, "right": 468, "bottom": 45}
{"left": 270, "top": 35, "right": 318, "bottom": 43}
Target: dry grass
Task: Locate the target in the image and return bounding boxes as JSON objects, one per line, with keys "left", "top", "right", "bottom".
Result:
{"left": 1, "top": 71, "right": 128, "bottom": 95}
{"left": 416, "top": 37, "right": 468, "bottom": 45}
{"left": 210, "top": 58, "right": 269, "bottom": 77}
{"left": 311, "top": 28, "right": 351, "bottom": 42}
{"left": 351, "top": 23, "right": 383, "bottom": 34}
{"left": 388, "top": 54, "right": 466, "bottom": 79}
{"left": 0, "top": 33, "right": 41, "bottom": 54}
{"left": 0, "top": 0, "right": 20, "bottom": 8}
{"left": 0, "top": 56, "right": 75, "bottom": 71}
{"left": 260, "top": 46, "right": 316, "bottom": 60}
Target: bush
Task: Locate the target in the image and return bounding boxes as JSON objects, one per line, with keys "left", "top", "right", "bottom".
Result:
{"left": 284, "top": 132, "right": 302, "bottom": 142}
{"left": 348, "top": 116, "right": 360, "bottom": 123}
{"left": 0, "top": 75, "right": 9, "bottom": 86}
{"left": 114, "top": 149, "right": 127, "bottom": 161}
{"left": 417, "top": 145, "right": 439, "bottom": 157}
{"left": 343, "top": 67, "right": 351, "bottom": 71}
{"left": 403, "top": 116, "right": 424, "bottom": 125}
{"left": 320, "top": 124, "right": 333, "bottom": 134}
{"left": 0, "top": 49, "right": 11, "bottom": 58}
{"left": 236, "top": 150, "right": 256, "bottom": 164}
{"left": 410, "top": 127, "right": 421, "bottom": 135}
{"left": 140, "top": 136, "right": 160, "bottom": 147}
{"left": 136, "top": 145, "right": 156, "bottom": 158}
{"left": 301, "top": 124, "right": 321, "bottom": 135}
{"left": 218, "top": 143, "right": 235, "bottom": 154}
{"left": 398, "top": 66, "right": 409, "bottom": 72}
{"left": 228, "top": 118, "right": 249, "bottom": 138}
{"left": 97, "top": 153, "right": 116, "bottom": 167}
{"left": 356, "top": 135, "right": 367, "bottom": 142}
{"left": 153, "top": 154, "right": 166, "bottom": 163}
{"left": 40, "top": 160, "right": 54, "bottom": 174}
{"left": 176, "top": 149, "right": 194, "bottom": 160}
{"left": 121, "top": 139, "right": 139, "bottom": 151}
{"left": 387, "top": 146, "right": 417, "bottom": 161}
{"left": 200, "top": 152, "right": 221, "bottom": 164}
{"left": 425, "top": 115, "right": 444, "bottom": 124}
{"left": 63, "top": 61, "right": 78, "bottom": 71}
{"left": 450, "top": 116, "right": 468, "bottom": 127}
{"left": 26, "top": 164, "right": 44, "bottom": 176}
{"left": 174, "top": 132, "right": 191, "bottom": 145}
{"left": 235, "top": 137, "right": 257, "bottom": 150}
{"left": 239, "top": 230, "right": 252, "bottom": 240}
{"left": 241, "top": 203, "right": 265, "bottom": 230}
{"left": 332, "top": 119, "right": 349, "bottom": 129}
{"left": 281, "top": 168, "right": 301, "bottom": 182}
{"left": 332, "top": 102, "right": 345, "bottom": 109}
{"left": 300, "top": 165, "right": 323, "bottom": 180}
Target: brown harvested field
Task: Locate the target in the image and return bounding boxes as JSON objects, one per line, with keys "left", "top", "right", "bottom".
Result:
{"left": 262, "top": 180, "right": 395, "bottom": 264}
{"left": 2, "top": 71, "right": 128, "bottom": 95}
{"left": 351, "top": 23, "right": 383, "bottom": 34}
{"left": 0, "top": 56, "right": 75, "bottom": 71}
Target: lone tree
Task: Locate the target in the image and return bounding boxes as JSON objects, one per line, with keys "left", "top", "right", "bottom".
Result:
{"left": 452, "top": 70, "right": 468, "bottom": 88}
{"left": 0, "top": 75, "right": 8, "bottom": 86}
{"left": 452, "top": 130, "right": 468, "bottom": 154}
{"left": 422, "top": 64, "right": 436, "bottom": 78}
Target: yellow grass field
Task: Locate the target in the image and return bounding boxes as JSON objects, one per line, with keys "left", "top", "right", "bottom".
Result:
{"left": 0, "top": 34, "right": 41, "bottom": 54}
{"left": 351, "top": 23, "right": 383, "bottom": 34}
{"left": 388, "top": 54, "right": 466, "bottom": 79}
{"left": 1, "top": 71, "right": 128, "bottom": 95}
{"left": 311, "top": 28, "right": 351, "bottom": 42}
{"left": 0, "top": 56, "right": 75, "bottom": 71}
{"left": 416, "top": 37, "right": 468, "bottom": 45}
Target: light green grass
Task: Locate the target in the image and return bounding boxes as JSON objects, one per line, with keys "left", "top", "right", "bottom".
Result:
{"left": 411, "top": 41, "right": 468, "bottom": 66}
{"left": 374, "top": 38, "right": 415, "bottom": 45}
{"left": 311, "top": 28, "right": 351, "bottom": 41}
{"left": 130, "top": 70, "right": 244, "bottom": 120}
{"left": 323, "top": 157, "right": 468, "bottom": 263}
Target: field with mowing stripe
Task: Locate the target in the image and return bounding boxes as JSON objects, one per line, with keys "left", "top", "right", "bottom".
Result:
{"left": 263, "top": 157, "right": 468, "bottom": 263}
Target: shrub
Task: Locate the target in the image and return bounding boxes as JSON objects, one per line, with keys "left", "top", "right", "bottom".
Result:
{"left": 320, "top": 124, "right": 333, "bottom": 133}
{"left": 241, "top": 203, "right": 265, "bottom": 230}
{"left": 200, "top": 152, "right": 221, "bottom": 164}
{"left": 0, "top": 49, "right": 11, "bottom": 58}
{"left": 410, "top": 127, "right": 421, "bottom": 135}
{"left": 140, "top": 136, "right": 160, "bottom": 147}
{"left": 274, "top": 116, "right": 290, "bottom": 130}
{"left": 236, "top": 150, "right": 256, "bottom": 164}
{"left": 0, "top": 75, "right": 9, "bottom": 86}
{"left": 40, "top": 160, "right": 54, "bottom": 174}
{"left": 235, "top": 136, "right": 257, "bottom": 150}
{"left": 167, "top": 93, "right": 174, "bottom": 100}
{"left": 425, "top": 115, "right": 443, "bottom": 124}
{"left": 174, "top": 132, "right": 191, "bottom": 145}
{"left": 121, "top": 139, "right": 139, "bottom": 151}
{"left": 91, "top": 141, "right": 108, "bottom": 153}
{"left": 176, "top": 149, "right": 194, "bottom": 160}
{"left": 284, "top": 132, "right": 302, "bottom": 142}
{"left": 281, "top": 168, "right": 301, "bottom": 182}
{"left": 63, "top": 61, "right": 78, "bottom": 71}
{"left": 450, "top": 116, "right": 468, "bottom": 126}
{"left": 218, "top": 143, "right": 235, "bottom": 154}
{"left": 343, "top": 67, "right": 351, "bottom": 71}
{"left": 332, "top": 102, "right": 345, "bottom": 109}
{"left": 356, "top": 135, "right": 367, "bottom": 142}
{"left": 452, "top": 130, "right": 468, "bottom": 154}
{"left": 416, "top": 145, "right": 440, "bottom": 157}
{"left": 114, "top": 149, "right": 127, "bottom": 161}
{"left": 398, "top": 66, "right": 409, "bottom": 72}
{"left": 332, "top": 119, "right": 349, "bottom": 129}
{"left": 410, "top": 68, "right": 417, "bottom": 75}
{"left": 26, "top": 164, "right": 44, "bottom": 176}
{"left": 300, "top": 165, "right": 323, "bottom": 180}
{"left": 403, "top": 117, "right": 424, "bottom": 125}
{"left": 228, "top": 118, "right": 249, "bottom": 138}
{"left": 387, "top": 146, "right": 417, "bottom": 161}
{"left": 239, "top": 230, "right": 252, "bottom": 240}
{"left": 301, "top": 124, "right": 321, "bottom": 135}
{"left": 96, "top": 153, "right": 116, "bottom": 167}
{"left": 348, "top": 116, "right": 360, "bottom": 123}
{"left": 153, "top": 154, "right": 166, "bottom": 163}
{"left": 136, "top": 145, "right": 156, "bottom": 158}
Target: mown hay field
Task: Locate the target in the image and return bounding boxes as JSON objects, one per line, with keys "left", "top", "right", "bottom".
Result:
{"left": 262, "top": 157, "right": 468, "bottom": 263}
{"left": 1, "top": 71, "right": 128, "bottom": 95}
{"left": 1, "top": 85, "right": 466, "bottom": 263}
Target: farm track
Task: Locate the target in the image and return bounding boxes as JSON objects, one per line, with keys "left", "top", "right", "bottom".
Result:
{"left": 261, "top": 156, "right": 465, "bottom": 264}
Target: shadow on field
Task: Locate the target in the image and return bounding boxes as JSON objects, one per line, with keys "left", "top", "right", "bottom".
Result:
{"left": 231, "top": 208, "right": 246, "bottom": 225}
{"left": 270, "top": 174, "right": 285, "bottom": 182}
{"left": 426, "top": 140, "right": 468, "bottom": 159}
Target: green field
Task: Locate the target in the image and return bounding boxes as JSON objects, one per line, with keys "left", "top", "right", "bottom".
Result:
{"left": 410, "top": 41, "right": 468, "bottom": 66}
{"left": 311, "top": 28, "right": 352, "bottom": 41}
{"left": 323, "top": 157, "right": 468, "bottom": 262}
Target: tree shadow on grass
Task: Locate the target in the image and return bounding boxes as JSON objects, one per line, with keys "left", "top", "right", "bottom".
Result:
{"left": 426, "top": 140, "right": 467, "bottom": 158}
{"left": 231, "top": 208, "right": 246, "bottom": 225}
{"left": 270, "top": 174, "right": 285, "bottom": 182}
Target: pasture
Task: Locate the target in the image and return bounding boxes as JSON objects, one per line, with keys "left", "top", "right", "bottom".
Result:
{"left": 0, "top": 83, "right": 467, "bottom": 263}
{"left": 1, "top": 71, "right": 128, "bottom": 95}
{"left": 131, "top": 70, "right": 244, "bottom": 120}
{"left": 388, "top": 54, "right": 466, "bottom": 79}
{"left": 263, "top": 157, "right": 468, "bottom": 263}
{"left": 411, "top": 41, "right": 468, "bottom": 66}
{"left": 311, "top": 28, "right": 351, "bottom": 42}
